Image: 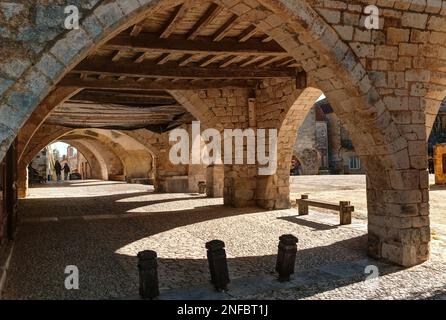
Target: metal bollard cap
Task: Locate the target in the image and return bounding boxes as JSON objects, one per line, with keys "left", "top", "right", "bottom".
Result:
{"left": 206, "top": 240, "right": 225, "bottom": 250}
{"left": 279, "top": 234, "right": 298, "bottom": 245}
{"left": 137, "top": 250, "right": 157, "bottom": 260}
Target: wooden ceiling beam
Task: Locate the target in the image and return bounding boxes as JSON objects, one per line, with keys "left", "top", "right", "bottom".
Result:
{"left": 213, "top": 14, "right": 239, "bottom": 41}
{"left": 160, "top": 3, "right": 189, "bottom": 39}
{"left": 54, "top": 103, "right": 186, "bottom": 114}
{"left": 77, "top": 89, "right": 173, "bottom": 98}
{"left": 187, "top": 3, "right": 223, "bottom": 40}
{"left": 156, "top": 53, "right": 174, "bottom": 65}
{"left": 105, "top": 34, "right": 288, "bottom": 57}
{"left": 238, "top": 26, "right": 257, "bottom": 43}
{"left": 111, "top": 50, "right": 123, "bottom": 62}
{"left": 262, "top": 35, "right": 273, "bottom": 43}
{"left": 130, "top": 25, "right": 143, "bottom": 37}
{"left": 239, "top": 56, "right": 265, "bottom": 68}
{"left": 58, "top": 76, "right": 262, "bottom": 90}
{"left": 68, "top": 95, "right": 177, "bottom": 106}
{"left": 219, "top": 55, "right": 240, "bottom": 68}
{"left": 198, "top": 55, "right": 223, "bottom": 67}
{"left": 257, "top": 56, "right": 283, "bottom": 68}
{"left": 73, "top": 57, "right": 297, "bottom": 79}
{"left": 276, "top": 57, "right": 296, "bottom": 67}
{"left": 134, "top": 52, "right": 147, "bottom": 63}
{"left": 178, "top": 54, "right": 196, "bottom": 67}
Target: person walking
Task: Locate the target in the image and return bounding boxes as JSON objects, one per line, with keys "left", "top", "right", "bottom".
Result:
{"left": 54, "top": 160, "right": 62, "bottom": 182}
{"left": 63, "top": 163, "right": 71, "bottom": 181}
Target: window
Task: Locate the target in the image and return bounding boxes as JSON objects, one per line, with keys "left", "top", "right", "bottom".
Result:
{"left": 349, "top": 156, "right": 361, "bottom": 170}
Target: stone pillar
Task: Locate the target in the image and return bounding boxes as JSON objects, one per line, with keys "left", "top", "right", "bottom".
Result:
{"left": 154, "top": 132, "right": 188, "bottom": 192}
{"left": 17, "top": 162, "right": 28, "bottom": 199}
{"left": 366, "top": 157, "right": 430, "bottom": 267}
{"left": 256, "top": 168, "right": 291, "bottom": 210}
{"left": 188, "top": 164, "right": 207, "bottom": 193}
{"left": 206, "top": 164, "right": 224, "bottom": 198}
{"left": 224, "top": 164, "right": 256, "bottom": 207}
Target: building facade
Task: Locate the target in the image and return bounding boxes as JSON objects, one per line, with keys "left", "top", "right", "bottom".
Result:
{"left": 293, "top": 99, "right": 365, "bottom": 175}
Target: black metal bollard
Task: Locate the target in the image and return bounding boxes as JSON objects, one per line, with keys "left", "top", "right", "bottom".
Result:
{"left": 137, "top": 250, "right": 160, "bottom": 300}
{"left": 275, "top": 234, "right": 299, "bottom": 282}
{"left": 205, "top": 240, "right": 230, "bottom": 292}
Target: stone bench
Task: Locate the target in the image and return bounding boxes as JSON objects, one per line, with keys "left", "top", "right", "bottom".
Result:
{"left": 296, "top": 194, "right": 354, "bottom": 225}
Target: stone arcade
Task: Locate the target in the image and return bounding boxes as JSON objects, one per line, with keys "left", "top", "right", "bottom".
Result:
{"left": 0, "top": 0, "right": 445, "bottom": 272}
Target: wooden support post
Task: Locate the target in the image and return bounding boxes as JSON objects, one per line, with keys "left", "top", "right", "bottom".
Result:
{"left": 339, "top": 201, "right": 352, "bottom": 225}
{"left": 137, "top": 250, "right": 160, "bottom": 300}
{"left": 298, "top": 194, "right": 309, "bottom": 216}
{"left": 275, "top": 234, "right": 298, "bottom": 282}
{"left": 205, "top": 240, "right": 230, "bottom": 292}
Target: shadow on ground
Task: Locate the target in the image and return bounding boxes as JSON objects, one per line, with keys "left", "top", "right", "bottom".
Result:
{"left": 4, "top": 187, "right": 401, "bottom": 300}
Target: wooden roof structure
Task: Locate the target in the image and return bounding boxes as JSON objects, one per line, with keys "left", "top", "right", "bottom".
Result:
{"left": 52, "top": 0, "right": 303, "bottom": 132}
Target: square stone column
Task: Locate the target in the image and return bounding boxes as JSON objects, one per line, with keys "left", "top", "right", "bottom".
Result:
{"left": 188, "top": 164, "right": 207, "bottom": 193}
{"left": 224, "top": 165, "right": 256, "bottom": 207}
{"left": 206, "top": 164, "right": 224, "bottom": 198}
{"left": 366, "top": 166, "right": 431, "bottom": 267}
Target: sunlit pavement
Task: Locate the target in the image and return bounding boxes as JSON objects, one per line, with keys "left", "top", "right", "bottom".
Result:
{"left": 2, "top": 178, "right": 445, "bottom": 300}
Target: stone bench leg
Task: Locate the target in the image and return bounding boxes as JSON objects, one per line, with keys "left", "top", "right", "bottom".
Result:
{"left": 298, "top": 195, "right": 309, "bottom": 216}
{"left": 339, "top": 201, "right": 352, "bottom": 225}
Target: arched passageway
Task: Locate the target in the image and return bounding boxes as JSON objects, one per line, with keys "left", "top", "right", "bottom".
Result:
{"left": 1, "top": 0, "right": 445, "bottom": 268}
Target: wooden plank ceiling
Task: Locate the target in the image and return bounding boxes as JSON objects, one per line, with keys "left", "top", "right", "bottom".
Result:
{"left": 52, "top": 0, "right": 302, "bottom": 133}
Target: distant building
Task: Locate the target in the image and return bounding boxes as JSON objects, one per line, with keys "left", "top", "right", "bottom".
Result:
{"left": 59, "top": 145, "right": 92, "bottom": 179}
{"left": 29, "top": 146, "right": 57, "bottom": 182}
{"left": 60, "top": 146, "right": 78, "bottom": 175}
{"left": 292, "top": 98, "right": 365, "bottom": 175}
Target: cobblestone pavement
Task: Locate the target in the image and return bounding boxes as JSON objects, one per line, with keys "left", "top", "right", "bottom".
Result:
{"left": 291, "top": 174, "right": 446, "bottom": 250}
{"left": 1, "top": 179, "right": 445, "bottom": 300}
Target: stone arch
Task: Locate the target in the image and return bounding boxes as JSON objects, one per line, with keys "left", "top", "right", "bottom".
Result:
{"left": 57, "top": 129, "right": 153, "bottom": 181}
{"left": 169, "top": 90, "right": 225, "bottom": 130}
{"left": 17, "top": 131, "right": 111, "bottom": 197}
{"left": 17, "top": 87, "right": 81, "bottom": 161}
{"left": 256, "top": 83, "right": 323, "bottom": 209}
{"left": 0, "top": 0, "right": 395, "bottom": 164}
{"left": 0, "top": 0, "right": 441, "bottom": 267}
{"left": 21, "top": 126, "right": 154, "bottom": 183}
{"left": 59, "top": 139, "right": 108, "bottom": 180}
{"left": 61, "top": 137, "right": 124, "bottom": 180}
{"left": 21, "top": 125, "right": 72, "bottom": 166}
